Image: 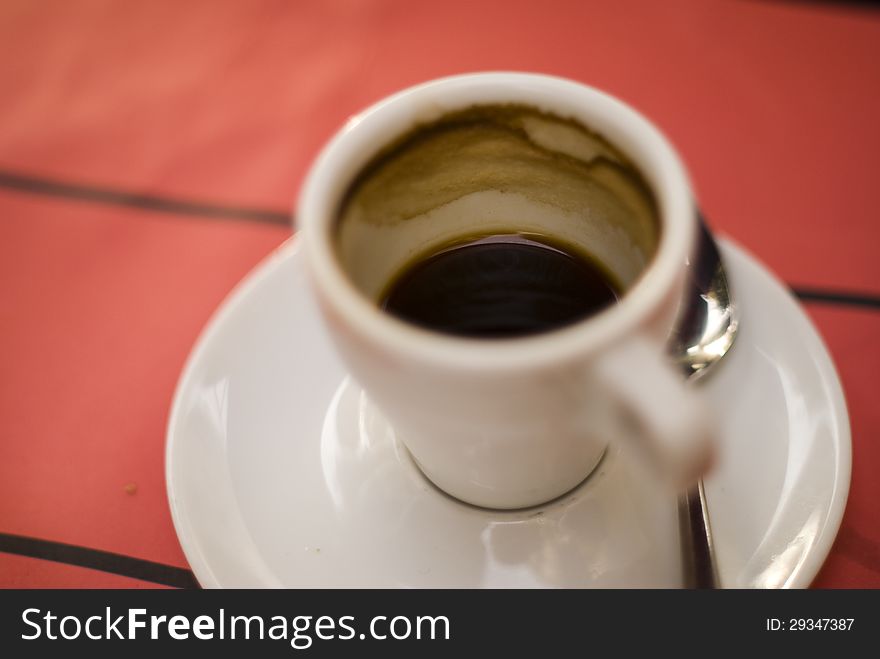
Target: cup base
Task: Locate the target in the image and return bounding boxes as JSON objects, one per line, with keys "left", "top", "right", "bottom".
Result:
{"left": 408, "top": 447, "right": 610, "bottom": 512}
{"left": 358, "top": 386, "right": 610, "bottom": 510}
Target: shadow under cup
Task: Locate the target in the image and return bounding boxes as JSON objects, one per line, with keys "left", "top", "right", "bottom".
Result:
{"left": 333, "top": 104, "right": 661, "bottom": 320}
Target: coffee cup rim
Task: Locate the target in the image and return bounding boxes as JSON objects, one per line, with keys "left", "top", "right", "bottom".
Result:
{"left": 298, "top": 72, "right": 695, "bottom": 372}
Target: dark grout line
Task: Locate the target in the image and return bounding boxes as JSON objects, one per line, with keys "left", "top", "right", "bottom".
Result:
{"left": 0, "top": 532, "right": 200, "bottom": 589}
{"left": 0, "top": 169, "right": 291, "bottom": 225}
{"left": 792, "top": 287, "right": 880, "bottom": 310}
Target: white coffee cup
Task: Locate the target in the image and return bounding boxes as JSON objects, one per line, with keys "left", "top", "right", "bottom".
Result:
{"left": 298, "top": 72, "right": 713, "bottom": 510}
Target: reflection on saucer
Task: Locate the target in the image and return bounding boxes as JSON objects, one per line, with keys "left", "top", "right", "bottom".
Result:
{"left": 318, "top": 377, "right": 682, "bottom": 587}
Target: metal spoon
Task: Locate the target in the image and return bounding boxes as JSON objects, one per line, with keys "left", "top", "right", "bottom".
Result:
{"left": 666, "top": 216, "right": 739, "bottom": 588}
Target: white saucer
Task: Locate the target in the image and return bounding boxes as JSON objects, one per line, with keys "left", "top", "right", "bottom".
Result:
{"left": 166, "top": 237, "right": 851, "bottom": 588}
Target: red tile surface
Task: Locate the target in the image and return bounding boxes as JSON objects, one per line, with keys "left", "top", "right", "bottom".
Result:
{"left": 0, "top": 192, "right": 286, "bottom": 568}
{"left": 0, "top": 0, "right": 878, "bottom": 587}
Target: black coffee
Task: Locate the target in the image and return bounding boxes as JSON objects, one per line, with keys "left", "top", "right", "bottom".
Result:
{"left": 381, "top": 235, "right": 619, "bottom": 338}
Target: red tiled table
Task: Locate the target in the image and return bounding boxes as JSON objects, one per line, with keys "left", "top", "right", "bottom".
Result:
{"left": 1, "top": 0, "right": 878, "bottom": 588}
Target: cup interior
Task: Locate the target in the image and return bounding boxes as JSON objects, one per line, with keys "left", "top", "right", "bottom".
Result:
{"left": 299, "top": 73, "right": 695, "bottom": 368}
{"left": 334, "top": 104, "right": 660, "bottom": 305}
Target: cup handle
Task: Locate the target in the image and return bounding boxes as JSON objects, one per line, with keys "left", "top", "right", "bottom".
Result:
{"left": 595, "top": 334, "right": 714, "bottom": 489}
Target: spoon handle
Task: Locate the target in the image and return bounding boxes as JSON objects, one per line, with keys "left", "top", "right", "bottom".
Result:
{"left": 678, "top": 479, "right": 720, "bottom": 588}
